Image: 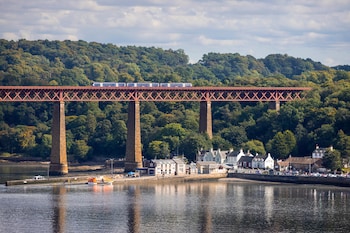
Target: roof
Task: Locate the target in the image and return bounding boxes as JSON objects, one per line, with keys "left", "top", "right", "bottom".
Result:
{"left": 172, "top": 158, "right": 186, "bottom": 164}
{"left": 227, "top": 149, "right": 243, "bottom": 157}
{"left": 196, "top": 161, "right": 218, "bottom": 168}
{"left": 252, "top": 154, "right": 269, "bottom": 162}
{"left": 238, "top": 156, "right": 254, "bottom": 163}
{"left": 278, "top": 156, "right": 321, "bottom": 166}
{"left": 152, "top": 159, "right": 176, "bottom": 165}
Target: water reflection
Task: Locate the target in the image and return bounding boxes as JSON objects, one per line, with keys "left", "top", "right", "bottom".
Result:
{"left": 127, "top": 185, "right": 140, "bottom": 233}
{"left": 51, "top": 186, "right": 66, "bottom": 233}
{"left": 264, "top": 186, "right": 273, "bottom": 223}
{"left": 1, "top": 181, "right": 350, "bottom": 233}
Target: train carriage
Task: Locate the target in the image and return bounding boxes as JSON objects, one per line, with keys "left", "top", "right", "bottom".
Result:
{"left": 92, "top": 82, "right": 126, "bottom": 87}
{"left": 92, "top": 82, "right": 192, "bottom": 88}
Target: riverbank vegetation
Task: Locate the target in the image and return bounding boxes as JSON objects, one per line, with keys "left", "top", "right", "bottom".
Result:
{"left": 0, "top": 39, "right": 349, "bottom": 172}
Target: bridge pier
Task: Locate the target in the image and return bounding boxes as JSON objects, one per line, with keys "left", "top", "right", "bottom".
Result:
{"left": 125, "top": 101, "right": 143, "bottom": 172}
{"left": 199, "top": 100, "right": 213, "bottom": 139}
{"left": 49, "top": 101, "right": 68, "bottom": 176}
{"left": 269, "top": 100, "right": 280, "bottom": 111}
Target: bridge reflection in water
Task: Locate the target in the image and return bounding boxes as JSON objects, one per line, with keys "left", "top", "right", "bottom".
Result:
{"left": 1, "top": 181, "right": 349, "bottom": 232}
{"left": 51, "top": 186, "right": 66, "bottom": 233}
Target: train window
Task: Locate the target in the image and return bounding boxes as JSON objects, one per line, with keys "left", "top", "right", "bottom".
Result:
{"left": 102, "top": 83, "right": 116, "bottom": 87}
{"left": 117, "top": 83, "right": 126, "bottom": 87}
{"left": 127, "top": 83, "right": 137, "bottom": 87}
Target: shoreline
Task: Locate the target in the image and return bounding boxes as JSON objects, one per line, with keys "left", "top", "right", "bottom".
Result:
{"left": 0, "top": 160, "right": 106, "bottom": 172}
{"left": 227, "top": 172, "right": 350, "bottom": 187}
{"left": 3, "top": 160, "right": 350, "bottom": 188}
{"left": 4, "top": 173, "right": 228, "bottom": 186}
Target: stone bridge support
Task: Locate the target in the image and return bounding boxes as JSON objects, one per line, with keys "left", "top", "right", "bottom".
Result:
{"left": 199, "top": 100, "right": 213, "bottom": 139}
{"left": 125, "top": 101, "right": 143, "bottom": 172}
{"left": 49, "top": 101, "right": 68, "bottom": 175}
{"left": 268, "top": 100, "right": 281, "bottom": 111}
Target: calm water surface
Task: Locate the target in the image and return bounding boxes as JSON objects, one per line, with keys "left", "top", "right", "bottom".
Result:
{"left": 0, "top": 164, "right": 48, "bottom": 183}
{"left": 1, "top": 178, "right": 350, "bottom": 233}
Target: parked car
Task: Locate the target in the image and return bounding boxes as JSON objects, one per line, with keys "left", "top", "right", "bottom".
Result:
{"left": 127, "top": 171, "right": 138, "bottom": 177}
{"left": 32, "top": 175, "right": 45, "bottom": 180}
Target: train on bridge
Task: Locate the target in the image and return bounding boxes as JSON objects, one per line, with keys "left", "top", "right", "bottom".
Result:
{"left": 92, "top": 82, "right": 193, "bottom": 88}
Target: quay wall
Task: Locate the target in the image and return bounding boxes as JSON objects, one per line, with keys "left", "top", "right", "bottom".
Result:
{"left": 5, "top": 173, "right": 227, "bottom": 186}
{"left": 10, "top": 172, "right": 350, "bottom": 187}
{"left": 227, "top": 173, "right": 350, "bottom": 187}
{"left": 5, "top": 176, "right": 90, "bottom": 186}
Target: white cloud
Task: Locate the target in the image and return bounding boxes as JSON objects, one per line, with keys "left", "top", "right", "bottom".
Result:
{"left": 197, "top": 35, "right": 243, "bottom": 47}
{"left": 0, "top": 0, "right": 349, "bottom": 65}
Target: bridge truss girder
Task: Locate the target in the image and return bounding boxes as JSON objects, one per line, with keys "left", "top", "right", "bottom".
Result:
{"left": 0, "top": 86, "right": 311, "bottom": 102}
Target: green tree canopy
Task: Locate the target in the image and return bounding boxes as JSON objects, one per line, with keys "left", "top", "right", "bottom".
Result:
{"left": 322, "top": 149, "right": 342, "bottom": 172}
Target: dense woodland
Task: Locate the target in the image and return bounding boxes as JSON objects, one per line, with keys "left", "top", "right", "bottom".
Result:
{"left": 0, "top": 39, "right": 350, "bottom": 171}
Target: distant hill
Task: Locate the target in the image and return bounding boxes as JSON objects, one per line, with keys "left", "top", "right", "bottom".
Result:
{"left": 332, "top": 65, "right": 350, "bottom": 71}
{"left": 0, "top": 39, "right": 334, "bottom": 87}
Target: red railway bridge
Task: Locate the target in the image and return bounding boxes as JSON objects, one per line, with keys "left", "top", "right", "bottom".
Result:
{"left": 0, "top": 86, "right": 311, "bottom": 175}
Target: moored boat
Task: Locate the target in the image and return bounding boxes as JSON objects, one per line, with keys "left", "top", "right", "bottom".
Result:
{"left": 87, "top": 177, "right": 97, "bottom": 185}
{"left": 87, "top": 176, "right": 114, "bottom": 185}
{"left": 100, "top": 176, "right": 114, "bottom": 185}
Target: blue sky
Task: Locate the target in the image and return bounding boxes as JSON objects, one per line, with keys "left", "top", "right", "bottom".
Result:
{"left": 1, "top": 0, "right": 349, "bottom": 66}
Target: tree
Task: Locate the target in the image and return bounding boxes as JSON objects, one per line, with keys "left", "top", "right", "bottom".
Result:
{"left": 71, "top": 140, "right": 91, "bottom": 162}
{"left": 156, "top": 113, "right": 177, "bottom": 127}
{"left": 15, "top": 125, "right": 36, "bottom": 152}
{"left": 278, "top": 104, "right": 304, "bottom": 131}
{"left": 335, "top": 130, "right": 350, "bottom": 162}
{"left": 179, "top": 133, "right": 211, "bottom": 162}
{"left": 242, "top": 140, "right": 266, "bottom": 155}
{"left": 147, "top": 141, "right": 170, "bottom": 159}
{"left": 111, "top": 120, "right": 127, "bottom": 158}
{"left": 90, "top": 119, "right": 113, "bottom": 156}
{"left": 266, "top": 130, "right": 296, "bottom": 159}
{"left": 212, "top": 136, "right": 233, "bottom": 151}
{"left": 322, "top": 149, "right": 342, "bottom": 172}
{"left": 335, "top": 108, "right": 350, "bottom": 135}
{"left": 219, "top": 126, "right": 248, "bottom": 148}
{"left": 284, "top": 130, "right": 297, "bottom": 155}
{"left": 29, "top": 134, "right": 51, "bottom": 159}
{"left": 251, "top": 110, "right": 279, "bottom": 143}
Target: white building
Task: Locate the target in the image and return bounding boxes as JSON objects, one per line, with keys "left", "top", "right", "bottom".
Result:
{"left": 312, "top": 145, "right": 332, "bottom": 159}
{"left": 172, "top": 158, "right": 187, "bottom": 175}
{"left": 148, "top": 158, "right": 187, "bottom": 176}
{"left": 196, "top": 161, "right": 227, "bottom": 174}
{"left": 197, "top": 148, "right": 231, "bottom": 163}
{"left": 149, "top": 159, "right": 176, "bottom": 176}
{"left": 187, "top": 162, "right": 198, "bottom": 175}
{"left": 252, "top": 153, "right": 274, "bottom": 169}
{"left": 226, "top": 149, "right": 245, "bottom": 169}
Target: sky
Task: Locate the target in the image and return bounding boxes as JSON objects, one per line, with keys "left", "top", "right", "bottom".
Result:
{"left": 0, "top": 0, "right": 349, "bottom": 66}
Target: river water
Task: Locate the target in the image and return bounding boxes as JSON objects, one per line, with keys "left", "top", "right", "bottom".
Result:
{"left": 1, "top": 167, "right": 350, "bottom": 233}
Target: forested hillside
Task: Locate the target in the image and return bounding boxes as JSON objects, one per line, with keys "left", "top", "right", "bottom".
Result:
{"left": 0, "top": 39, "right": 349, "bottom": 171}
